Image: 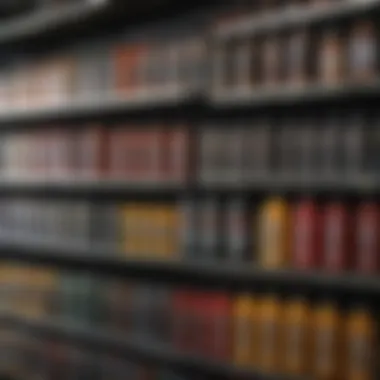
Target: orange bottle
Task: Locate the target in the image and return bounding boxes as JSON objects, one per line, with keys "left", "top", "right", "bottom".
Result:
{"left": 282, "top": 297, "right": 311, "bottom": 376}
{"left": 258, "top": 198, "right": 290, "bottom": 269}
{"left": 168, "top": 205, "right": 179, "bottom": 260}
{"left": 313, "top": 302, "right": 342, "bottom": 380}
{"left": 257, "top": 293, "right": 282, "bottom": 373}
{"left": 250, "top": 294, "right": 261, "bottom": 369}
{"left": 345, "top": 306, "right": 376, "bottom": 380}
{"left": 139, "top": 205, "right": 153, "bottom": 259}
{"left": 150, "top": 205, "right": 164, "bottom": 259}
{"left": 161, "top": 205, "right": 179, "bottom": 260}
{"left": 233, "top": 295, "right": 256, "bottom": 367}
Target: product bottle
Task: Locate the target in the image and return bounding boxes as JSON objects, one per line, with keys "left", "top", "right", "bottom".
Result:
{"left": 199, "top": 199, "right": 220, "bottom": 261}
{"left": 313, "top": 302, "right": 342, "bottom": 380}
{"left": 345, "top": 306, "right": 376, "bottom": 380}
{"left": 355, "top": 202, "right": 379, "bottom": 274}
{"left": 292, "top": 199, "right": 322, "bottom": 270}
{"left": 318, "top": 29, "right": 343, "bottom": 85}
{"left": 209, "top": 293, "right": 232, "bottom": 361}
{"left": 225, "top": 199, "right": 249, "bottom": 263}
{"left": 262, "top": 35, "right": 281, "bottom": 88}
{"left": 282, "top": 297, "right": 311, "bottom": 376}
{"left": 257, "top": 293, "right": 282, "bottom": 373}
{"left": 258, "top": 198, "right": 289, "bottom": 269}
{"left": 348, "top": 21, "right": 377, "bottom": 82}
{"left": 322, "top": 202, "right": 352, "bottom": 272}
{"left": 156, "top": 205, "right": 168, "bottom": 260}
{"left": 179, "top": 198, "right": 198, "bottom": 261}
{"left": 233, "top": 295, "right": 255, "bottom": 367}
{"left": 284, "top": 29, "right": 309, "bottom": 86}
{"left": 137, "top": 205, "right": 149, "bottom": 259}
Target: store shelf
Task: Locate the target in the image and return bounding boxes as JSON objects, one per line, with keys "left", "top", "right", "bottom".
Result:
{"left": 0, "top": 237, "right": 379, "bottom": 297}
{"left": 0, "top": 90, "right": 198, "bottom": 125}
{"left": 215, "top": 0, "right": 380, "bottom": 38}
{"left": 0, "top": 1, "right": 108, "bottom": 44}
{"left": 0, "top": 0, "right": 194, "bottom": 46}
{"left": 210, "top": 82, "right": 380, "bottom": 109}
{"left": 0, "top": 178, "right": 184, "bottom": 199}
{"left": 199, "top": 176, "right": 380, "bottom": 195}
{"left": 0, "top": 175, "right": 377, "bottom": 198}
{"left": 0, "top": 313, "right": 300, "bottom": 380}
{"left": 0, "top": 82, "right": 379, "bottom": 125}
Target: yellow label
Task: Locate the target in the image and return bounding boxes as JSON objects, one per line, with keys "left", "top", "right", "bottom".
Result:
{"left": 313, "top": 304, "right": 341, "bottom": 379}
{"left": 258, "top": 198, "right": 289, "bottom": 268}
{"left": 233, "top": 296, "right": 255, "bottom": 366}
{"left": 283, "top": 299, "right": 310, "bottom": 375}
{"left": 258, "top": 296, "right": 282, "bottom": 372}
{"left": 346, "top": 309, "right": 374, "bottom": 380}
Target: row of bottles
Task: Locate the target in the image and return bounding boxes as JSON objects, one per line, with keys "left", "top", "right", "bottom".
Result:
{"left": 0, "top": 264, "right": 377, "bottom": 379}
{"left": 0, "top": 197, "right": 378, "bottom": 274}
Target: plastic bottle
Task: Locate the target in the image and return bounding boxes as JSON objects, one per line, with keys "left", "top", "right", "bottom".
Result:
{"left": 258, "top": 198, "right": 289, "bottom": 269}
{"left": 313, "top": 302, "right": 342, "bottom": 380}
{"left": 345, "top": 306, "right": 376, "bottom": 380}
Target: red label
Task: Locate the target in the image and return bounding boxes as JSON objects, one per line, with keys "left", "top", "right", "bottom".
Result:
{"left": 163, "top": 128, "right": 188, "bottom": 184}
{"left": 355, "top": 203, "right": 379, "bottom": 273}
{"left": 322, "top": 203, "right": 351, "bottom": 271}
{"left": 293, "top": 200, "right": 321, "bottom": 269}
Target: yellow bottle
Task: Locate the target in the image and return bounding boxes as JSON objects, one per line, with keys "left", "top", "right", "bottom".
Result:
{"left": 147, "top": 205, "right": 160, "bottom": 260}
{"left": 282, "top": 297, "right": 311, "bottom": 376}
{"left": 166, "top": 205, "right": 179, "bottom": 260}
{"left": 233, "top": 295, "right": 255, "bottom": 367}
{"left": 136, "top": 204, "right": 148, "bottom": 259}
{"left": 257, "top": 294, "right": 282, "bottom": 373}
{"left": 313, "top": 302, "right": 342, "bottom": 380}
{"left": 346, "top": 307, "right": 376, "bottom": 380}
{"left": 156, "top": 205, "right": 168, "bottom": 260}
{"left": 167, "top": 205, "right": 180, "bottom": 260}
{"left": 258, "top": 198, "right": 289, "bottom": 269}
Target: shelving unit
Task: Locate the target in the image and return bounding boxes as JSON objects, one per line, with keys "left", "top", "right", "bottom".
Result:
{"left": 0, "top": 1, "right": 378, "bottom": 380}
{"left": 0, "top": 1, "right": 107, "bottom": 44}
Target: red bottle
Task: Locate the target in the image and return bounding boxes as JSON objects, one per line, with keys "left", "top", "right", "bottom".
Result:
{"left": 207, "top": 293, "right": 231, "bottom": 361}
{"left": 322, "top": 202, "right": 352, "bottom": 272}
{"left": 355, "top": 202, "right": 380, "bottom": 274}
{"left": 292, "top": 199, "right": 322, "bottom": 269}
{"left": 162, "top": 127, "right": 189, "bottom": 184}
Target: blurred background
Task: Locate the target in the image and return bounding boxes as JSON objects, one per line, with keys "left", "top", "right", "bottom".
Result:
{"left": 0, "top": 0, "right": 378, "bottom": 380}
